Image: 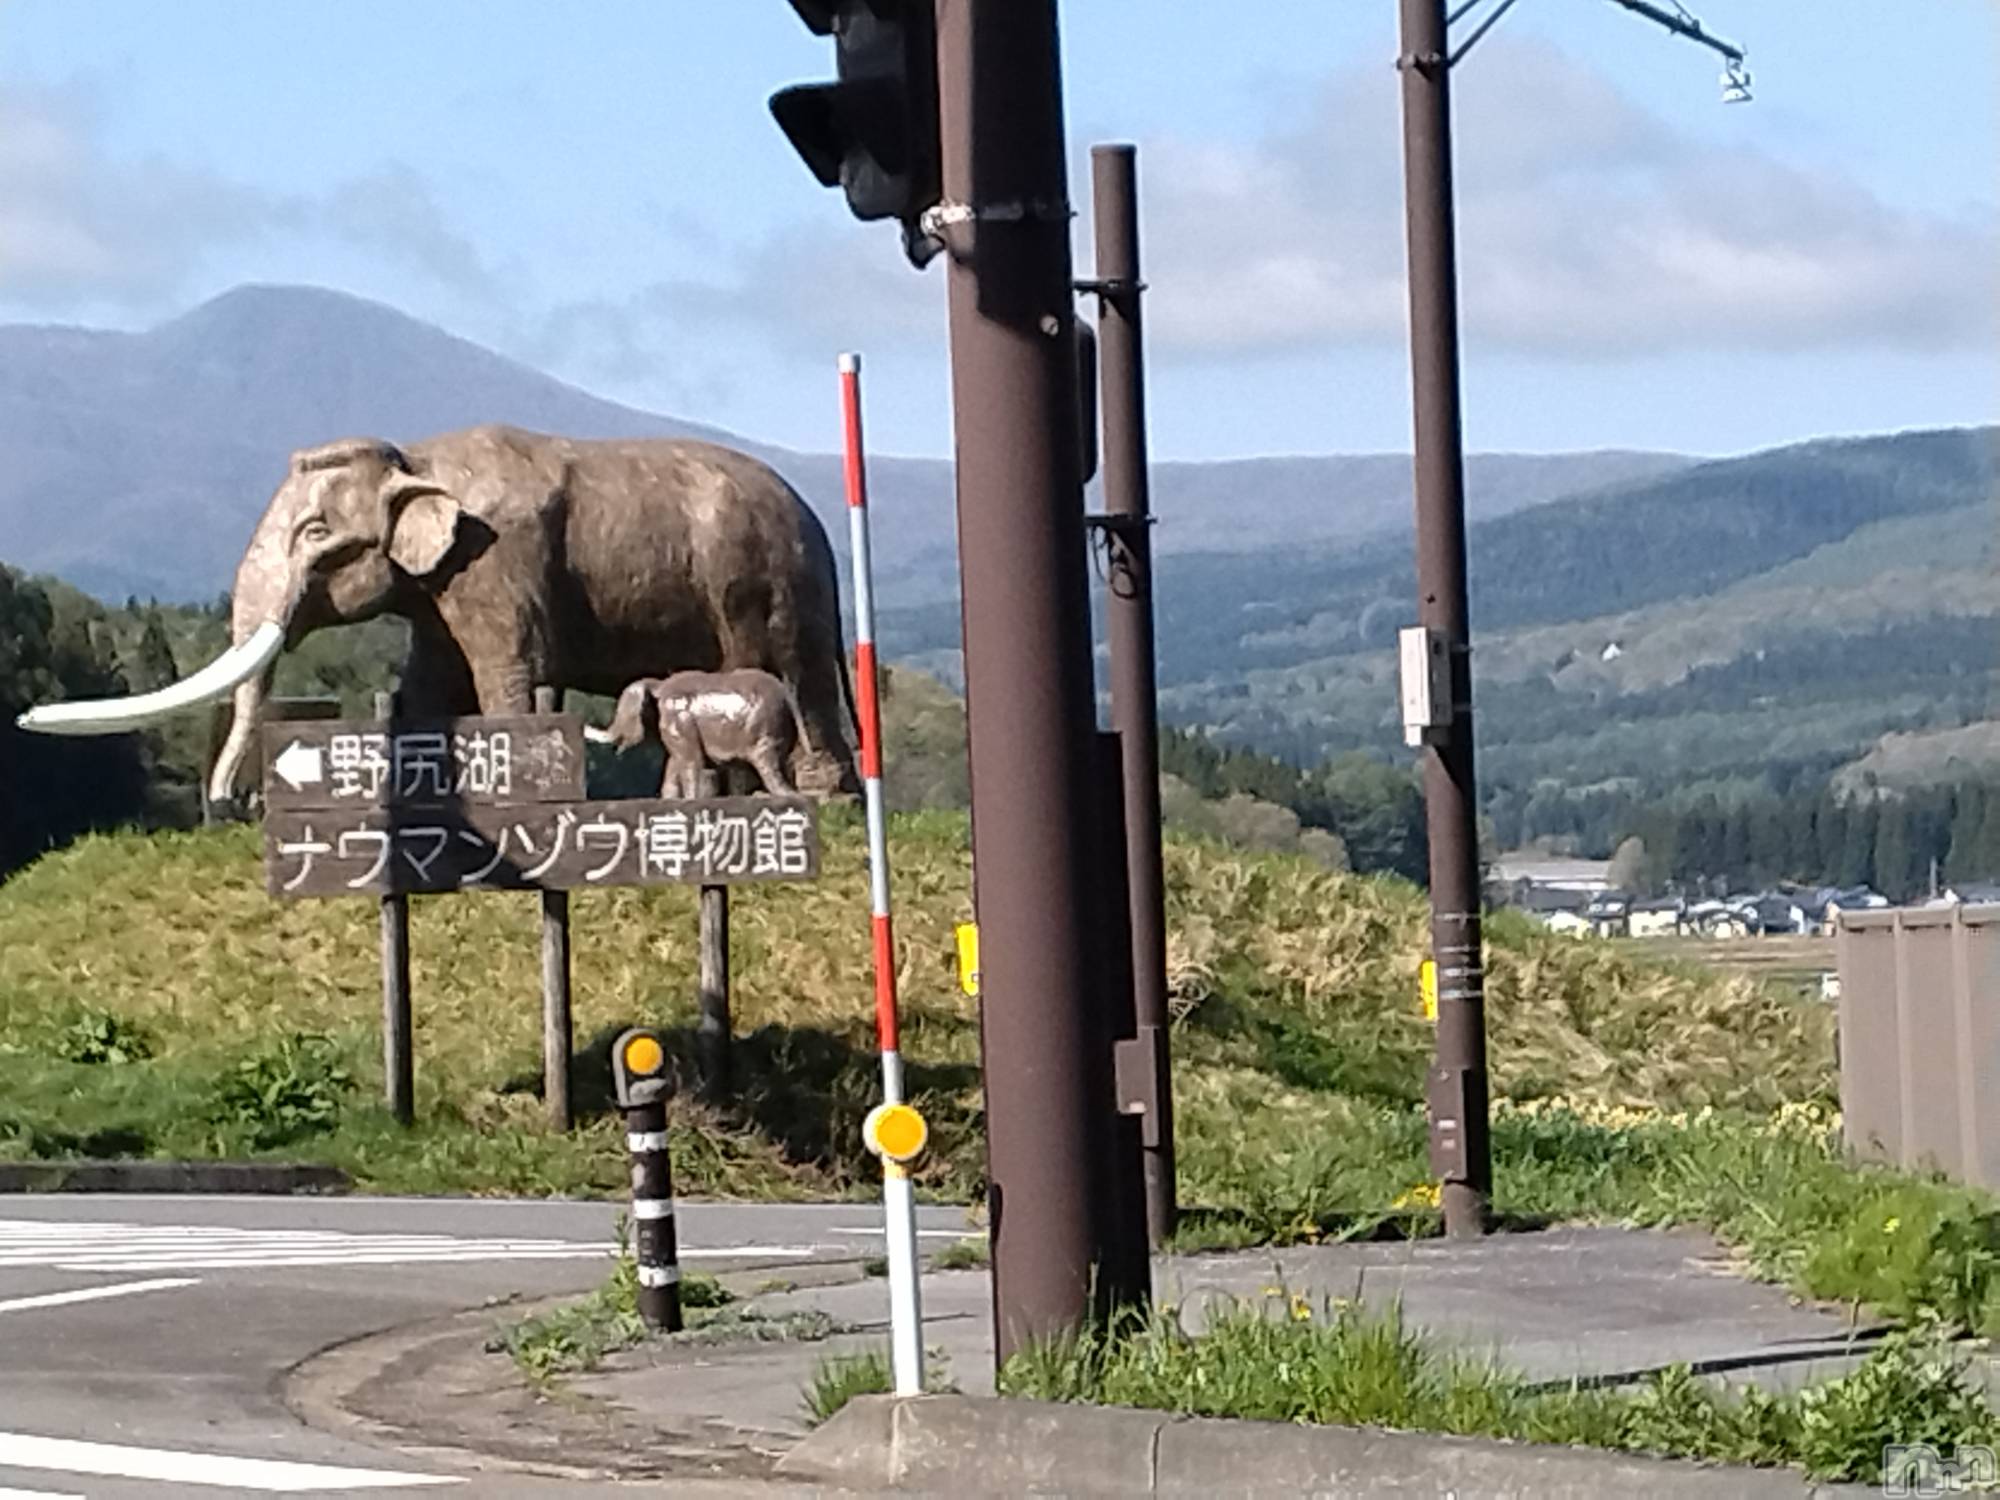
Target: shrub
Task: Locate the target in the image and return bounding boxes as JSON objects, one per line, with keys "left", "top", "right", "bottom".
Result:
{"left": 206, "top": 1033, "right": 353, "bottom": 1150}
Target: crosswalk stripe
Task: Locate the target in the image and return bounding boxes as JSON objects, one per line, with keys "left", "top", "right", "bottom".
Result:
{"left": 0, "top": 1219, "right": 841, "bottom": 1273}
{"left": 0, "top": 1278, "right": 199, "bottom": 1315}
{"left": 0, "top": 1219, "right": 607, "bottom": 1271}
{"left": 0, "top": 1432, "right": 459, "bottom": 1491}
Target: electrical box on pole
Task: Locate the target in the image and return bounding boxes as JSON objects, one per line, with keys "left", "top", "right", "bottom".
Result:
{"left": 1399, "top": 625, "right": 1452, "bottom": 748}
{"left": 770, "top": 0, "right": 943, "bottom": 266}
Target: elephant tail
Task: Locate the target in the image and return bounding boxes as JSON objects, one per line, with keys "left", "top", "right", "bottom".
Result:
{"left": 838, "top": 643, "right": 862, "bottom": 753}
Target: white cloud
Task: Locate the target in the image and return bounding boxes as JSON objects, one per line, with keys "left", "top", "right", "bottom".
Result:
{"left": 0, "top": 85, "right": 282, "bottom": 306}
{"left": 1138, "top": 41, "right": 1999, "bottom": 357}
{"left": 0, "top": 85, "right": 498, "bottom": 311}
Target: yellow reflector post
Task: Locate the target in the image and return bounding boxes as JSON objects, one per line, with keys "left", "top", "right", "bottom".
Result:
{"left": 864, "top": 1102, "right": 929, "bottom": 1164}
{"left": 1420, "top": 958, "right": 1438, "bottom": 1022}
{"left": 955, "top": 922, "right": 980, "bottom": 996}
{"left": 623, "top": 1033, "right": 665, "bottom": 1076}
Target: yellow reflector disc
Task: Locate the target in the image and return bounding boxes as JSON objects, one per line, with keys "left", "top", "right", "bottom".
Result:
{"left": 864, "top": 1102, "right": 929, "bottom": 1163}
{"left": 623, "top": 1034, "right": 665, "bottom": 1076}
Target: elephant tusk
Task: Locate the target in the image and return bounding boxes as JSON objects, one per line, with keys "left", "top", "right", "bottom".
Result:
{"left": 583, "top": 724, "right": 615, "bottom": 745}
{"left": 15, "top": 621, "right": 286, "bottom": 735}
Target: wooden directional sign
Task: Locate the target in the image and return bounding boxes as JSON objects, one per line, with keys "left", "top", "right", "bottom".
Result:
{"left": 261, "top": 715, "right": 585, "bottom": 811}
{"left": 263, "top": 795, "right": 820, "bottom": 898}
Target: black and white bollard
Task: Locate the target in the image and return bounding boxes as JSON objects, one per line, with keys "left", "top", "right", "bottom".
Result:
{"left": 612, "top": 1028, "right": 681, "bottom": 1332}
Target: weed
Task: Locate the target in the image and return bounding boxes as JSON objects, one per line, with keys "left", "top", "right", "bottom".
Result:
{"left": 931, "top": 1237, "right": 989, "bottom": 1270}
{"left": 862, "top": 1255, "right": 889, "bottom": 1278}
{"left": 802, "top": 1348, "right": 892, "bottom": 1426}
{"left": 498, "top": 1269, "right": 645, "bottom": 1384}
{"left": 679, "top": 1270, "right": 734, "bottom": 1309}
{"left": 999, "top": 1295, "right": 1999, "bottom": 1485}
{"left": 55, "top": 1009, "right": 152, "bottom": 1065}
{"left": 205, "top": 1033, "right": 353, "bottom": 1150}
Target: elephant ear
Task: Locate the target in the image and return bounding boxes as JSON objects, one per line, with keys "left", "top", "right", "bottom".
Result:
{"left": 384, "top": 478, "right": 462, "bottom": 578}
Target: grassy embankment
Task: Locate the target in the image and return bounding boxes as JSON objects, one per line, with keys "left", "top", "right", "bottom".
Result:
{"left": 5, "top": 813, "right": 2000, "bottom": 1334}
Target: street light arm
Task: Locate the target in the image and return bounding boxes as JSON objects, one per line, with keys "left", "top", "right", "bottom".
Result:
{"left": 1604, "top": 0, "right": 1745, "bottom": 63}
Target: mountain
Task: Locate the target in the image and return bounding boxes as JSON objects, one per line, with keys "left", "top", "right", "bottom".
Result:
{"left": 0, "top": 285, "right": 1682, "bottom": 604}
{"left": 5, "top": 285, "right": 1986, "bottom": 819}
{"left": 1073, "top": 426, "right": 1996, "bottom": 807}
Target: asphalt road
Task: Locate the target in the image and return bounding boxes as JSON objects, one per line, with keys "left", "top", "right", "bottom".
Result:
{"left": 0, "top": 1193, "right": 973, "bottom": 1497}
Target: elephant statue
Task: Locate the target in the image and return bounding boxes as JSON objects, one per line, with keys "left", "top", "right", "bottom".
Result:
{"left": 606, "top": 669, "right": 801, "bottom": 799}
{"left": 15, "top": 426, "right": 860, "bottom": 801}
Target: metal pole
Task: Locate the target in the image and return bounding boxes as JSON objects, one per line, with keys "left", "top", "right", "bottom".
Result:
{"left": 534, "top": 686, "right": 574, "bottom": 1131}
{"left": 839, "top": 351, "right": 925, "bottom": 1397}
{"left": 625, "top": 1094, "right": 683, "bottom": 1331}
{"left": 696, "top": 768, "right": 731, "bottom": 1101}
{"left": 374, "top": 689, "right": 413, "bottom": 1127}
{"left": 1396, "top": 0, "right": 1492, "bottom": 1237}
{"left": 937, "top": 0, "right": 1113, "bottom": 1365}
{"left": 841, "top": 353, "right": 907, "bottom": 1109}
{"left": 1089, "top": 142, "right": 1176, "bottom": 1248}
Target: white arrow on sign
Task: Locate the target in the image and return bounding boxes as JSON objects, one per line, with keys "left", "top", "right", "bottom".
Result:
{"left": 273, "top": 740, "right": 325, "bottom": 791}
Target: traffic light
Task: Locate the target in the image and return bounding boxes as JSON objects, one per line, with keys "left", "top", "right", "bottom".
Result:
{"left": 771, "top": 0, "right": 942, "bottom": 267}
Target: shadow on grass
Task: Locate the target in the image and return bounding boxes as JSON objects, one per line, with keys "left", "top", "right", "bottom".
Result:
{"left": 506, "top": 1019, "right": 982, "bottom": 1182}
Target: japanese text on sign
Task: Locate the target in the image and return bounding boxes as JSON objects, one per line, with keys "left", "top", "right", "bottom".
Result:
{"left": 263, "top": 797, "right": 820, "bottom": 898}
{"left": 261, "top": 715, "right": 583, "bottom": 809}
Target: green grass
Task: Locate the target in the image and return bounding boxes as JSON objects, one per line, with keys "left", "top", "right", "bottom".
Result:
{"left": 999, "top": 1296, "right": 1997, "bottom": 1487}
{"left": 802, "top": 1349, "right": 894, "bottom": 1426}
{"left": 495, "top": 1252, "right": 845, "bottom": 1382}
{"left": 12, "top": 814, "right": 2000, "bottom": 1341}
{"left": 932, "top": 1236, "right": 990, "bottom": 1270}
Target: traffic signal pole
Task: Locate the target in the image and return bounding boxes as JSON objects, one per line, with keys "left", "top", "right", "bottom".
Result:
{"left": 1087, "top": 144, "right": 1176, "bottom": 1249}
{"left": 1396, "top": 0, "right": 1492, "bottom": 1238}
{"left": 934, "top": 1, "right": 1117, "bottom": 1363}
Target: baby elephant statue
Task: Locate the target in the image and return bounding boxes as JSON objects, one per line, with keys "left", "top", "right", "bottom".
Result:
{"left": 607, "top": 669, "right": 801, "bottom": 798}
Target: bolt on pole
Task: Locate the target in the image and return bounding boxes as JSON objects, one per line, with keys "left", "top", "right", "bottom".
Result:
{"left": 1396, "top": 0, "right": 1492, "bottom": 1238}
{"left": 936, "top": 0, "right": 1118, "bottom": 1365}
{"left": 1088, "top": 142, "right": 1176, "bottom": 1249}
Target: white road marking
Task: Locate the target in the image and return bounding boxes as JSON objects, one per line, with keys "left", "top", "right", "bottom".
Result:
{"left": 828, "top": 1227, "right": 979, "bottom": 1240}
{"left": 0, "top": 1485, "right": 85, "bottom": 1499}
{"left": 0, "top": 1277, "right": 199, "bottom": 1316}
{"left": 0, "top": 1220, "right": 607, "bottom": 1272}
{"left": 0, "top": 1220, "right": 838, "bottom": 1273}
{"left": 0, "top": 1432, "right": 459, "bottom": 1491}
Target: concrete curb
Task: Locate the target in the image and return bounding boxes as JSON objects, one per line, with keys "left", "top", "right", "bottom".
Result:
{"left": 0, "top": 1160, "right": 351, "bottom": 1194}
{"left": 778, "top": 1394, "right": 1875, "bottom": 1497}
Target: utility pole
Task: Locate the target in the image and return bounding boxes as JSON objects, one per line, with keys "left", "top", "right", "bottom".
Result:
{"left": 934, "top": 1, "right": 1122, "bottom": 1363}
{"left": 1392, "top": 0, "right": 1748, "bottom": 1240}
{"left": 1085, "top": 143, "right": 1176, "bottom": 1248}
{"left": 1396, "top": 0, "right": 1490, "bottom": 1239}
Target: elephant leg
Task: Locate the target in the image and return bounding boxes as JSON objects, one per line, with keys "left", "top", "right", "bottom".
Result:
{"left": 469, "top": 657, "right": 539, "bottom": 715}
{"left": 396, "top": 614, "right": 478, "bottom": 716}
{"left": 660, "top": 716, "right": 706, "bottom": 798}
{"left": 748, "top": 745, "right": 795, "bottom": 797}
{"left": 790, "top": 644, "right": 858, "bottom": 798}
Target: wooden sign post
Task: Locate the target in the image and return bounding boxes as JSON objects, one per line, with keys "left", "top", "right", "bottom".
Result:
{"left": 259, "top": 712, "right": 820, "bottom": 1128}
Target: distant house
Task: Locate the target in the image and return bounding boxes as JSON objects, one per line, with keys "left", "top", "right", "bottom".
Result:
{"left": 1821, "top": 886, "right": 1889, "bottom": 932}
{"left": 1943, "top": 883, "right": 2000, "bottom": 907}
{"left": 1583, "top": 893, "right": 1631, "bottom": 939}
{"left": 1544, "top": 910, "right": 1593, "bottom": 938}
{"left": 1750, "top": 895, "right": 1810, "bottom": 936}
{"left": 1686, "top": 899, "right": 1754, "bottom": 939}
{"left": 1628, "top": 898, "right": 1685, "bottom": 939}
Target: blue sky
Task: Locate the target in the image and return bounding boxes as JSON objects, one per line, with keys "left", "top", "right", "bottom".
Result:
{"left": 0, "top": 1, "right": 1992, "bottom": 460}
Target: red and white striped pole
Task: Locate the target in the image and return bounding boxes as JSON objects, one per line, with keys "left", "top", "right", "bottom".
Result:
{"left": 842, "top": 352, "right": 903, "bottom": 1106}
{"left": 841, "top": 351, "right": 925, "bottom": 1397}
